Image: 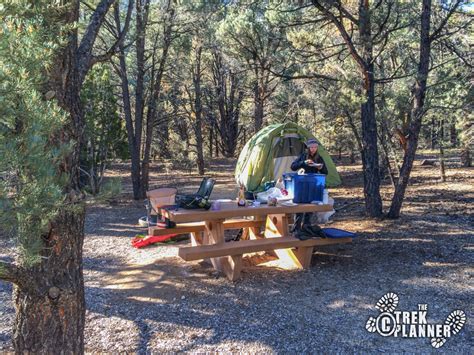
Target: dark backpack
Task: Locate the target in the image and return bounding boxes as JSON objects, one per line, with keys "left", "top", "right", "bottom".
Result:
{"left": 176, "top": 195, "right": 211, "bottom": 210}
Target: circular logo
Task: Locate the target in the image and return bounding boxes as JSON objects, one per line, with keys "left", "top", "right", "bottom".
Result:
{"left": 376, "top": 312, "right": 397, "bottom": 337}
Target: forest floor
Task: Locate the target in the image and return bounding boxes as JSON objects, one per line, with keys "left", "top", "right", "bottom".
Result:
{"left": 0, "top": 150, "right": 473, "bottom": 353}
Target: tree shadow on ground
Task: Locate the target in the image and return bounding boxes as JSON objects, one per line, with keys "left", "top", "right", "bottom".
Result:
{"left": 81, "top": 217, "right": 473, "bottom": 353}
{"left": 79, "top": 153, "right": 473, "bottom": 352}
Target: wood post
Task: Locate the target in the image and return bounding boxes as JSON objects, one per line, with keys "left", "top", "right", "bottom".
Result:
{"left": 190, "top": 232, "right": 203, "bottom": 246}
{"left": 292, "top": 246, "right": 314, "bottom": 268}
{"left": 265, "top": 214, "right": 314, "bottom": 269}
{"left": 249, "top": 215, "right": 264, "bottom": 239}
{"left": 205, "top": 220, "right": 242, "bottom": 281}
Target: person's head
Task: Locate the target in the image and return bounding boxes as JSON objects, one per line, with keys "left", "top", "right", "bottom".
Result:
{"left": 305, "top": 139, "right": 319, "bottom": 156}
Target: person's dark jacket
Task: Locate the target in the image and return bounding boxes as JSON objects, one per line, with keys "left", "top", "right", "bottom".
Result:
{"left": 291, "top": 152, "right": 328, "bottom": 175}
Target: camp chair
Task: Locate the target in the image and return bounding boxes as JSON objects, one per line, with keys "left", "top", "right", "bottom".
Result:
{"left": 192, "top": 177, "right": 216, "bottom": 199}
{"left": 174, "top": 177, "right": 215, "bottom": 210}
{"left": 176, "top": 177, "right": 216, "bottom": 201}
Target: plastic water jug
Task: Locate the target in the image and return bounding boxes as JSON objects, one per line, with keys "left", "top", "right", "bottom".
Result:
{"left": 323, "top": 189, "right": 329, "bottom": 204}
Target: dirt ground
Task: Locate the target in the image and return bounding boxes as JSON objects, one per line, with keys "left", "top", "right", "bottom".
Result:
{"left": 0, "top": 151, "right": 473, "bottom": 353}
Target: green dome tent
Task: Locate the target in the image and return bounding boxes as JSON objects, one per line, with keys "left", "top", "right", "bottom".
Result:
{"left": 235, "top": 122, "right": 341, "bottom": 193}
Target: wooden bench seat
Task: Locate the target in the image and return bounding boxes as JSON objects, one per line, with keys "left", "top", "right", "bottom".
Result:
{"left": 149, "top": 218, "right": 264, "bottom": 236}
{"left": 178, "top": 236, "right": 352, "bottom": 261}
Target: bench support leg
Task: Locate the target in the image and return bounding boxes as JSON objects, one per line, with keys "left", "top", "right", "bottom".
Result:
{"left": 292, "top": 246, "right": 314, "bottom": 268}
{"left": 220, "top": 255, "right": 242, "bottom": 281}
{"left": 265, "top": 214, "right": 313, "bottom": 269}
{"left": 205, "top": 220, "right": 242, "bottom": 281}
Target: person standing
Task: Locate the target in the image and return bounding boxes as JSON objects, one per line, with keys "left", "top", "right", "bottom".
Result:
{"left": 291, "top": 138, "right": 328, "bottom": 175}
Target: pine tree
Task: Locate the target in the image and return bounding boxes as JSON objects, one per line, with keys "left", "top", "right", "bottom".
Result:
{"left": 0, "top": 0, "right": 122, "bottom": 352}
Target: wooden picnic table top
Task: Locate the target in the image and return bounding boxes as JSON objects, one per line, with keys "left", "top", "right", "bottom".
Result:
{"left": 159, "top": 202, "right": 333, "bottom": 223}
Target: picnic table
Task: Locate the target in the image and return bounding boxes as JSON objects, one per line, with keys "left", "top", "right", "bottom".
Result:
{"left": 154, "top": 202, "right": 352, "bottom": 281}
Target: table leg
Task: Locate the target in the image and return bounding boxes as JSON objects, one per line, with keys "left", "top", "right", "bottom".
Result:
{"left": 191, "top": 232, "right": 212, "bottom": 265}
{"left": 248, "top": 215, "right": 264, "bottom": 240}
{"left": 264, "top": 214, "right": 289, "bottom": 238}
{"left": 190, "top": 232, "right": 203, "bottom": 246}
{"left": 205, "top": 220, "right": 242, "bottom": 281}
{"left": 265, "top": 214, "right": 314, "bottom": 269}
{"left": 240, "top": 228, "right": 249, "bottom": 240}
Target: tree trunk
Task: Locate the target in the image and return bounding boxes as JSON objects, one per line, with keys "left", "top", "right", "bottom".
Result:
{"left": 88, "top": 138, "right": 98, "bottom": 195}
{"left": 15, "top": 20, "right": 82, "bottom": 355}
{"left": 359, "top": 0, "right": 383, "bottom": 217}
{"left": 113, "top": 0, "right": 149, "bottom": 199}
{"left": 378, "top": 138, "right": 397, "bottom": 188}
{"left": 141, "top": 7, "right": 173, "bottom": 196}
{"left": 439, "top": 142, "right": 446, "bottom": 182}
{"left": 193, "top": 46, "right": 205, "bottom": 175}
{"left": 312, "top": 0, "right": 383, "bottom": 217}
{"left": 212, "top": 57, "right": 244, "bottom": 158}
{"left": 460, "top": 116, "right": 472, "bottom": 167}
{"left": 119, "top": 76, "right": 141, "bottom": 199}
{"left": 377, "top": 118, "right": 397, "bottom": 188}
{"left": 114, "top": 7, "right": 141, "bottom": 200}
{"left": 13, "top": 208, "right": 86, "bottom": 353}
{"left": 350, "top": 150, "right": 356, "bottom": 164}
{"left": 360, "top": 75, "right": 383, "bottom": 217}
{"left": 13, "top": 102, "right": 89, "bottom": 353}
{"left": 431, "top": 116, "right": 437, "bottom": 149}
{"left": 11, "top": 0, "right": 87, "bottom": 349}
{"left": 388, "top": 0, "right": 432, "bottom": 218}
{"left": 209, "top": 126, "right": 213, "bottom": 158}
{"left": 134, "top": 0, "right": 149, "bottom": 198}
{"left": 135, "top": 0, "right": 148, "bottom": 152}
{"left": 253, "top": 76, "right": 264, "bottom": 132}
{"left": 460, "top": 146, "right": 472, "bottom": 167}
{"left": 439, "top": 118, "right": 445, "bottom": 144}
{"left": 157, "top": 115, "right": 171, "bottom": 159}
{"left": 450, "top": 121, "right": 457, "bottom": 147}
{"left": 9, "top": 0, "right": 117, "bottom": 352}
{"left": 345, "top": 110, "right": 363, "bottom": 153}
{"left": 254, "top": 96, "right": 264, "bottom": 133}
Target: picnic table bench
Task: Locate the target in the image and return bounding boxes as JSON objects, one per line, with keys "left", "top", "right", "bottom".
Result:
{"left": 155, "top": 202, "right": 352, "bottom": 281}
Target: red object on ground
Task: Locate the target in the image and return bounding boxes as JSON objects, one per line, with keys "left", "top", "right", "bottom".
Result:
{"left": 131, "top": 234, "right": 178, "bottom": 248}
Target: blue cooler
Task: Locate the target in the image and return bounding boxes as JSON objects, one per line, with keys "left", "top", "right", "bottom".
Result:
{"left": 283, "top": 173, "right": 325, "bottom": 203}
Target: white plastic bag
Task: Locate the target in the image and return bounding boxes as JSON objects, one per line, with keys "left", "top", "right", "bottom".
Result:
{"left": 256, "top": 187, "right": 283, "bottom": 203}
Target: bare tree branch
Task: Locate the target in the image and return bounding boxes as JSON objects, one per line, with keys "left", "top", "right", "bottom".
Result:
{"left": 311, "top": 0, "right": 366, "bottom": 70}
{"left": 89, "top": 0, "right": 134, "bottom": 67}
{"left": 268, "top": 67, "right": 338, "bottom": 82}
{"left": 335, "top": 0, "right": 358, "bottom": 24}
{"left": 372, "top": 1, "right": 394, "bottom": 43}
{"left": 278, "top": 17, "right": 329, "bottom": 29}
{"left": 0, "top": 261, "right": 36, "bottom": 291}
{"left": 76, "top": 0, "right": 116, "bottom": 86}
{"left": 441, "top": 39, "right": 473, "bottom": 68}
{"left": 429, "top": 0, "right": 464, "bottom": 42}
